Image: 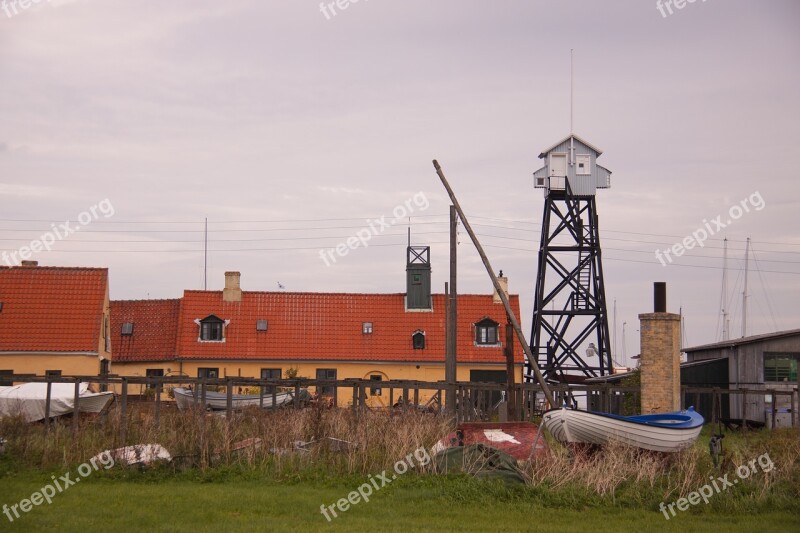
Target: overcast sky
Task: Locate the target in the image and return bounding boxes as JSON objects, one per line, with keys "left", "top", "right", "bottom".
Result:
{"left": 1, "top": 0, "right": 798, "bottom": 363}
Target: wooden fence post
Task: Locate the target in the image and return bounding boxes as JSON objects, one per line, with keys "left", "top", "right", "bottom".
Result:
{"left": 155, "top": 381, "right": 162, "bottom": 428}
{"left": 72, "top": 379, "right": 80, "bottom": 435}
{"left": 770, "top": 390, "right": 777, "bottom": 430}
{"left": 741, "top": 389, "right": 748, "bottom": 431}
{"left": 226, "top": 379, "right": 233, "bottom": 419}
{"left": 44, "top": 380, "right": 52, "bottom": 433}
{"left": 120, "top": 378, "right": 128, "bottom": 444}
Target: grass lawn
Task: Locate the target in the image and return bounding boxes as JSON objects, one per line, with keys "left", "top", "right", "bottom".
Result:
{"left": 1, "top": 471, "right": 797, "bottom": 532}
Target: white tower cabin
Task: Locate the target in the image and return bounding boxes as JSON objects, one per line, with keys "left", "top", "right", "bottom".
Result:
{"left": 533, "top": 134, "right": 611, "bottom": 197}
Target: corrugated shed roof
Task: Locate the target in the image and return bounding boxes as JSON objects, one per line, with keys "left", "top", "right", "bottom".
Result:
{"left": 683, "top": 328, "right": 800, "bottom": 353}
{"left": 0, "top": 266, "right": 108, "bottom": 353}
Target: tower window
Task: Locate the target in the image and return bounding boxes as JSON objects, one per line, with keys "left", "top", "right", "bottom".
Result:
{"left": 576, "top": 154, "right": 591, "bottom": 175}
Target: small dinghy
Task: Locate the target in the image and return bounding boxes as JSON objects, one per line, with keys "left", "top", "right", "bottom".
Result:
{"left": 172, "top": 387, "right": 307, "bottom": 411}
{"left": 542, "top": 406, "right": 704, "bottom": 452}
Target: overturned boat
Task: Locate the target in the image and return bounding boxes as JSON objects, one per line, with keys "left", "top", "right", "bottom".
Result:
{"left": 542, "top": 406, "right": 704, "bottom": 452}
{"left": 0, "top": 382, "right": 115, "bottom": 422}
{"left": 172, "top": 386, "right": 308, "bottom": 411}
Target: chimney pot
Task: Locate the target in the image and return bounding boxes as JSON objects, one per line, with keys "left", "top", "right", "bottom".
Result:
{"left": 654, "top": 282, "right": 666, "bottom": 313}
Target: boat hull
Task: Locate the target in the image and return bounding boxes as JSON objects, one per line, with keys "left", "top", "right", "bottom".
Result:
{"left": 0, "top": 383, "right": 115, "bottom": 422}
{"left": 542, "top": 407, "right": 703, "bottom": 453}
{"left": 173, "top": 387, "right": 299, "bottom": 411}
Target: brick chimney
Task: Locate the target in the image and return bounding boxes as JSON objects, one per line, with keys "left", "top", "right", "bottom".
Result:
{"left": 21, "top": 261, "right": 38, "bottom": 267}
{"left": 223, "top": 271, "right": 242, "bottom": 302}
{"left": 492, "top": 270, "right": 509, "bottom": 304}
{"left": 638, "top": 282, "right": 681, "bottom": 413}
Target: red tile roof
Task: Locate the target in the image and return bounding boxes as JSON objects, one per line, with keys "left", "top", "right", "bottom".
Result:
{"left": 173, "top": 291, "right": 523, "bottom": 364}
{"left": 111, "top": 299, "right": 180, "bottom": 362}
{"left": 0, "top": 266, "right": 108, "bottom": 353}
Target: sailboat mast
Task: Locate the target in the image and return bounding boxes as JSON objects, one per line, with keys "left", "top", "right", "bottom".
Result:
{"left": 722, "top": 238, "right": 728, "bottom": 341}
{"left": 742, "top": 237, "right": 750, "bottom": 338}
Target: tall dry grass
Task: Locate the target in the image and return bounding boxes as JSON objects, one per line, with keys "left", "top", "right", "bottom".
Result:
{"left": 522, "top": 428, "right": 800, "bottom": 503}
{"left": 2, "top": 405, "right": 798, "bottom": 509}
{"left": 0, "top": 403, "right": 452, "bottom": 475}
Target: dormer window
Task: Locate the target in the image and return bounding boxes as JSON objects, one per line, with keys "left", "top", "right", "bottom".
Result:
{"left": 256, "top": 320, "right": 268, "bottom": 332}
{"left": 121, "top": 322, "right": 134, "bottom": 336}
{"left": 363, "top": 322, "right": 373, "bottom": 334}
{"left": 412, "top": 330, "right": 426, "bottom": 350}
{"left": 195, "top": 315, "right": 228, "bottom": 342}
{"left": 475, "top": 318, "right": 500, "bottom": 345}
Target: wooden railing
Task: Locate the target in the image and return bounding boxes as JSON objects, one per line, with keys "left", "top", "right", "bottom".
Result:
{"left": 3, "top": 375, "right": 797, "bottom": 432}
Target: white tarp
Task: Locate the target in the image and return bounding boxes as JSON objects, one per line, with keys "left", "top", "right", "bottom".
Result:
{"left": 0, "top": 382, "right": 90, "bottom": 422}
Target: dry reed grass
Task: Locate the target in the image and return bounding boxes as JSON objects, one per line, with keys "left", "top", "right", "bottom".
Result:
{"left": 2, "top": 404, "right": 798, "bottom": 506}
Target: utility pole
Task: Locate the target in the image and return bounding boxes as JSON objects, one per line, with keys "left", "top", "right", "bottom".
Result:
{"left": 613, "top": 299, "right": 617, "bottom": 363}
{"left": 445, "top": 206, "right": 458, "bottom": 412}
{"left": 204, "top": 217, "right": 208, "bottom": 290}
{"left": 622, "top": 321, "right": 627, "bottom": 365}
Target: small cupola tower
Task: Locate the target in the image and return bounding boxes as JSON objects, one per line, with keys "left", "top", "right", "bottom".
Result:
{"left": 406, "top": 245, "right": 432, "bottom": 310}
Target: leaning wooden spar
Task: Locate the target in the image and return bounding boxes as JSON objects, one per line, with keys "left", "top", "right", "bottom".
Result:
{"left": 432, "top": 160, "right": 554, "bottom": 408}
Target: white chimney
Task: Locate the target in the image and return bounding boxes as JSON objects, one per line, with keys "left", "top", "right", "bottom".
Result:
{"left": 493, "top": 270, "right": 509, "bottom": 304}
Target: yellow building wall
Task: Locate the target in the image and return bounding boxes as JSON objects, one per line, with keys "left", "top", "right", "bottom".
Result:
{"left": 98, "top": 284, "right": 112, "bottom": 366}
{"left": 0, "top": 353, "right": 105, "bottom": 378}
{"left": 111, "top": 360, "right": 524, "bottom": 407}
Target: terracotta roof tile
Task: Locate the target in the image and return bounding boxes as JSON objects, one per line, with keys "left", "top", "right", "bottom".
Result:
{"left": 111, "top": 299, "right": 180, "bottom": 362}
{"left": 173, "top": 291, "right": 523, "bottom": 364}
{"left": 0, "top": 266, "right": 108, "bottom": 353}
